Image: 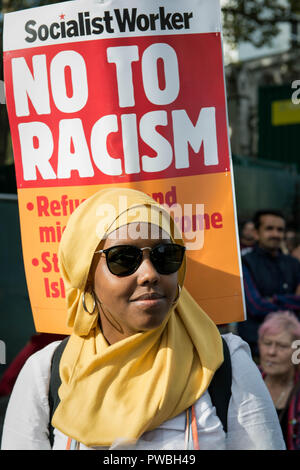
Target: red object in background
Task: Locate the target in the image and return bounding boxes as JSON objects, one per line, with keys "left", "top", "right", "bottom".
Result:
{"left": 0, "top": 333, "right": 67, "bottom": 396}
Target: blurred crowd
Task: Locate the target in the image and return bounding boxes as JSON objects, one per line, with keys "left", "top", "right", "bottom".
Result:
{"left": 236, "top": 209, "right": 300, "bottom": 449}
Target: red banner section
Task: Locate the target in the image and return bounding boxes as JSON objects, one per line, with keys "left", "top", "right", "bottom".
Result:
{"left": 5, "top": 33, "right": 229, "bottom": 189}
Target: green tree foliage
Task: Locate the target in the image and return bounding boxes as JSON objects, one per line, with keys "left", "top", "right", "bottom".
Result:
{"left": 222, "top": 0, "right": 300, "bottom": 48}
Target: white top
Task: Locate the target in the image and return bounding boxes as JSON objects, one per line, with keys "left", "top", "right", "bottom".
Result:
{"left": 1, "top": 333, "right": 286, "bottom": 450}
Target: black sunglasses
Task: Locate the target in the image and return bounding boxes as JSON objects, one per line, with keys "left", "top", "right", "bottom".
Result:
{"left": 95, "top": 243, "right": 185, "bottom": 277}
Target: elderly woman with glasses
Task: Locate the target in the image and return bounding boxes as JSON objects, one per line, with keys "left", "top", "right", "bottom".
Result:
{"left": 2, "top": 188, "right": 285, "bottom": 450}
{"left": 258, "top": 311, "right": 300, "bottom": 450}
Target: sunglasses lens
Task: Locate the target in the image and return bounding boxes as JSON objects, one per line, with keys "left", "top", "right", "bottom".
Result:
{"left": 106, "top": 246, "right": 141, "bottom": 276}
{"left": 151, "top": 244, "right": 185, "bottom": 274}
{"left": 105, "top": 244, "right": 185, "bottom": 277}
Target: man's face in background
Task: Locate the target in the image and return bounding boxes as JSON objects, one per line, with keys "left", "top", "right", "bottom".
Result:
{"left": 256, "top": 215, "right": 285, "bottom": 254}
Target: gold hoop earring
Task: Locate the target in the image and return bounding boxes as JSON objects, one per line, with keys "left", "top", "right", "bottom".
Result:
{"left": 82, "top": 291, "right": 96, "bottom": 314}
{"left": 172, "top": 284, "right": 181, "bottom": 305}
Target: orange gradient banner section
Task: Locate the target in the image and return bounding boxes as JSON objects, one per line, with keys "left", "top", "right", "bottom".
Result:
{"left": 18, "top": 173, "right": 245, "bottom": 334}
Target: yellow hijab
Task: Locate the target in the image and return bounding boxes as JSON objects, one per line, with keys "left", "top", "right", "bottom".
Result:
{"left": 52, "top": 187, "right": 223, "bottom": 447}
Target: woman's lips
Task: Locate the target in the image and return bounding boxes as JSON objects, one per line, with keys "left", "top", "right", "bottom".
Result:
{"left": 131, "top": 293, "right": 164, "bottom": 301}
{"left": 130, "top": 293, "right": 165, "bottom": 306}
{"left": 264, "top": 361, "right": 278, "bottom": 367}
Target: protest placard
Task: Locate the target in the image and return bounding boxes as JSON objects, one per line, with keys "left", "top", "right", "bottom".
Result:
{"left": 3, "top": 0, "right": 245, "bottom": 333}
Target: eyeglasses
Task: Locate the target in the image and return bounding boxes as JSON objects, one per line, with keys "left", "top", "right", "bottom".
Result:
{"left": 95, "top": 243, "right": 185, "bottom": 277}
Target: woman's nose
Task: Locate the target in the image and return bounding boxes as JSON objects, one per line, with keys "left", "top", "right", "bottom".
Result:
{"left": 268, "top": 344, "right": 277, "bottom": 355}
{"left": 136, "top": 254, "right": 160, "bottom": 285}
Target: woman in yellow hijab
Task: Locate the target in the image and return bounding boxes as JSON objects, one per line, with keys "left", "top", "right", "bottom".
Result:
{"left": 52, "top": 186, "right": 223, "bottom": 448}
{"left": 1, "top": 187, "right": 286, "bottom": 450}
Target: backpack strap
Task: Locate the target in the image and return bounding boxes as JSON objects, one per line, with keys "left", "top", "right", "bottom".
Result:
{"left": 208, "top": 336, "right": 232, "bottom": 433}
{"left": 48, "top": 336, "right": 69, "bottom": 447}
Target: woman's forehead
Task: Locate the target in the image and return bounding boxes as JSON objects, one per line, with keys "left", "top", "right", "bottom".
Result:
{"left": 105, "top": 222, "right": 171, "bottom": 245}
{"left": 262, "top": 330, "right": 292, "bottom": 344}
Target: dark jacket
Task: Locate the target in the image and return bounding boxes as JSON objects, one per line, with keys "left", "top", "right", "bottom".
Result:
{"left": 238, "top": 245, "right": 300, "bottom": 352}
{"left": 261, "top": 370, "right": 300, "bottom": 450}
